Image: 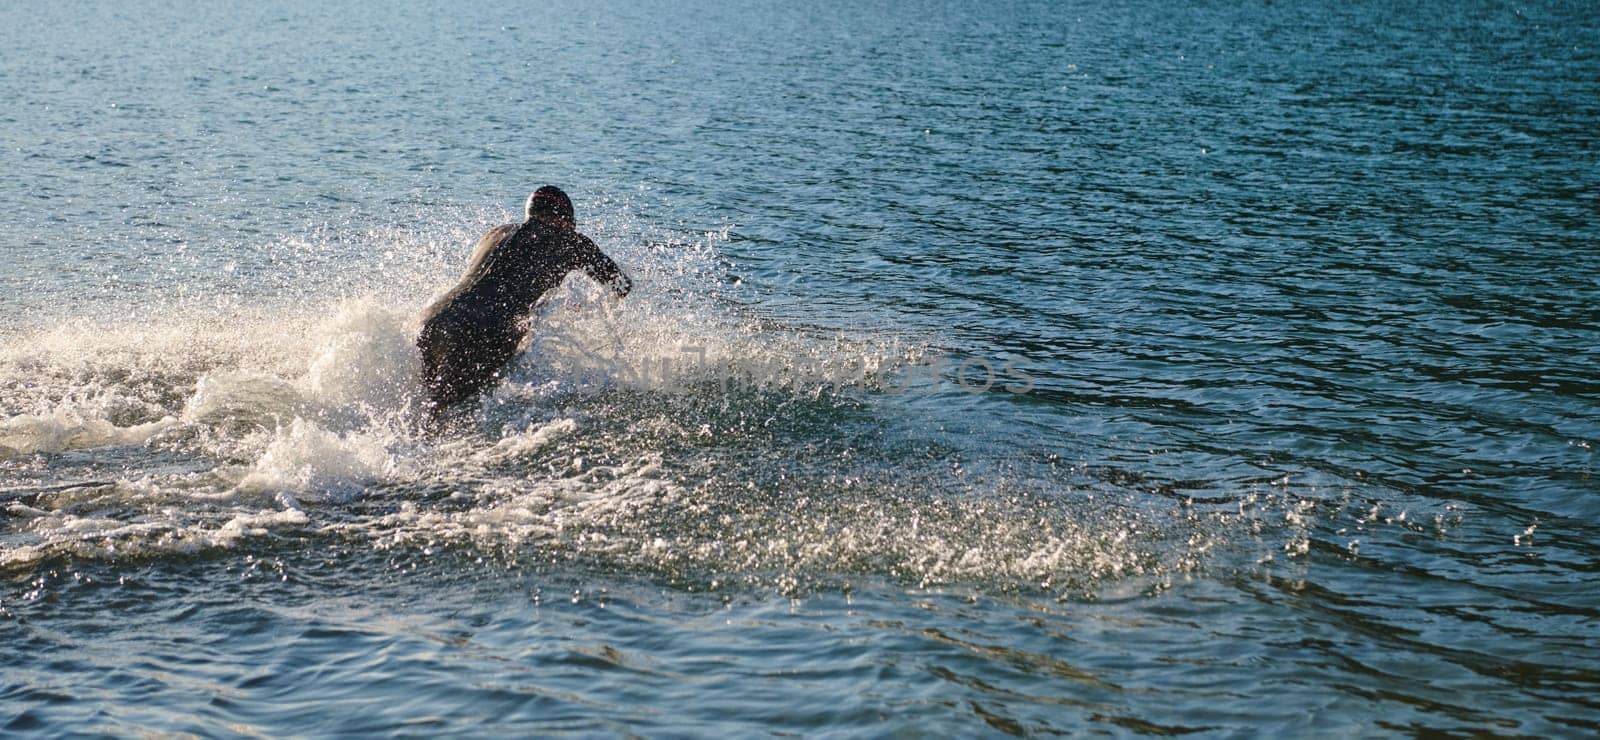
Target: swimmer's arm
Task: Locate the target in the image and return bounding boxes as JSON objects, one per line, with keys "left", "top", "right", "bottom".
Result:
{"left": 577, "top": 236, "right": 632, "bottom": 298}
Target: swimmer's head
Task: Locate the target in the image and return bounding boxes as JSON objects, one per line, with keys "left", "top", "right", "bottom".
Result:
{"left": 525, "top": 186, "right": 576, "bottom": 229}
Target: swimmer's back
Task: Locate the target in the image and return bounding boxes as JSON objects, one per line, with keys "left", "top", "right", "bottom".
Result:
{"left": 421, "top": 223, "right": 521, "bottom": 329}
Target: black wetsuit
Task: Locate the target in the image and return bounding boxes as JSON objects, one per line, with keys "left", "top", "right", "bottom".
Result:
{"left": 417, "top": 218, "right": 630, "bottom": 419}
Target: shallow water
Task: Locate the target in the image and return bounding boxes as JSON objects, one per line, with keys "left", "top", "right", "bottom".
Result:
{"left": 3, "top": 0, "right": 1598, "bottom": 735}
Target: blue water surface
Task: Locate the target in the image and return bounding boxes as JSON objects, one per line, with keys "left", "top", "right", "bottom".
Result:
{"left": 2, "top": 0, "right": 1598, "bottom": 735}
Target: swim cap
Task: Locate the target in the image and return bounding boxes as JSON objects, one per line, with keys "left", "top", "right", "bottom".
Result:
{"left": 525, "top": 186, "right": 575, "bottom": 226}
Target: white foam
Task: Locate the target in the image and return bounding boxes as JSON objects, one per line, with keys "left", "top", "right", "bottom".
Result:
{"left": 0, "top": 410, "right": 177, "bottom": 456}
{"left": 302, "top": 299, "right": 421, "bottom": 413}
{"left": 235, "top": 419, "right": 399, "bottom": 501}
{"left": 183, "top": 370, "right": 309, "bottom": 426}
{"left": 479, "top": 418, "right": 579, "bottom": 461}
{"left": 210, "top": 508, "right": 312, "bottom": 547}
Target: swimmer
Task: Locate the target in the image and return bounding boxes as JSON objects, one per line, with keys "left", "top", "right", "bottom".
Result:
{"left": 417, "top": 186, "right": 630, "bottom": 425}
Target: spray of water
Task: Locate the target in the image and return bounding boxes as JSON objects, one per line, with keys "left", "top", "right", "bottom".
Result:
{"left": 0, "top": 204, "right": 1241, "bottom": 596}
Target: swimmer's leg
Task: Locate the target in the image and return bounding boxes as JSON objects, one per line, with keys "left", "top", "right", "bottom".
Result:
{"left": 417, "top": 319, "right": 515, "bottom": 431}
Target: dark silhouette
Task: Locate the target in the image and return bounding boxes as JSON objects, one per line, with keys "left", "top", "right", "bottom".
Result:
{"left": 417, "top": 186, "right": 630, "bottom": 424}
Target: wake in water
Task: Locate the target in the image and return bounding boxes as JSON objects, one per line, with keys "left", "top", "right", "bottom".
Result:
{"left": 0, "top": 208, "right": 1244, "bottom": 596}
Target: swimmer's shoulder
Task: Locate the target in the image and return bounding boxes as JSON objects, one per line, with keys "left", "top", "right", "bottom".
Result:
{"left": 420, "top": 223, "right": 522, "bottom": 323}
{"left": 465, "top": 223, "right": 521, "bottom": 270}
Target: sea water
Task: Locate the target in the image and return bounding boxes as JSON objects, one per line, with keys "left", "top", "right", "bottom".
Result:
{"left": 2, "top": 0, "right": 1597, "bottom": 734}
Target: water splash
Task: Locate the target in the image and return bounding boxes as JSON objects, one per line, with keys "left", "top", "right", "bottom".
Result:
{"left": 0, "top": 208, "right": 1230, "bottom": 596}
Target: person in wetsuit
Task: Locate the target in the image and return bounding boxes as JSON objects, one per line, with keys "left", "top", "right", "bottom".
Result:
{"left": 417, "top": 186, "right": 630, "bottom": 424}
